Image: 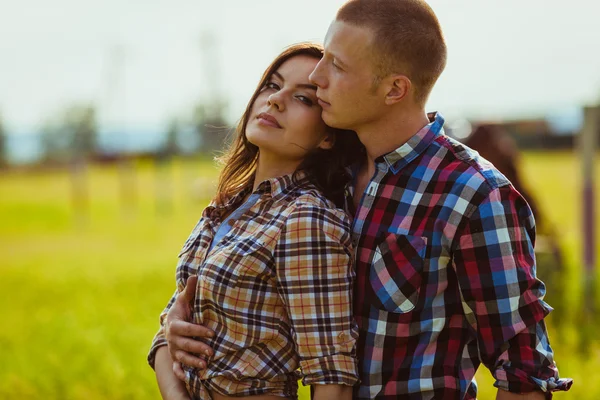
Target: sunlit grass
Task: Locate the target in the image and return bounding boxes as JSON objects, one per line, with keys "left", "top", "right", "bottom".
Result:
{"left": 0, "top": 151, "right": 597, "bottom": 399}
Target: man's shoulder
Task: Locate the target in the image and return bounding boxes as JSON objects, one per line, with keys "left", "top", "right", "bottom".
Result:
{"left": 429, "top": 134, "right": 512, "bottom": 193}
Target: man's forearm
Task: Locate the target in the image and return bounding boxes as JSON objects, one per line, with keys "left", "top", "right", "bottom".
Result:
{"left": 155, "top": 346, "right": 190, "bottom": 400}
{"left": 496, "top": 388, "right": 545, "bottom": 400}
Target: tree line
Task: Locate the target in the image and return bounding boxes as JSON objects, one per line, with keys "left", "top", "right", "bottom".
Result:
{"left": 0, "top": 100, "right": 229, "bottom": 167}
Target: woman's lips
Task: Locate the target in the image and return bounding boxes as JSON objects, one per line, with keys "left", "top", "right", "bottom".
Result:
{"left": 257, "top": 112, "right": 282, "bottom": 128}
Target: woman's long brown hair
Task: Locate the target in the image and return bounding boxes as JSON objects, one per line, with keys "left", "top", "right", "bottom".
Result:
{"left": 214, "top": 42, "right": 364, "bottom": 207}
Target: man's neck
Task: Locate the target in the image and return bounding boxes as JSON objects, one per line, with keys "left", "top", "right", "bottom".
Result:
{"left": 356, "top": 108, "right": 430, "bottom": 164}
{"left": 351, "top": 108, "right": 430, "bottom": 209}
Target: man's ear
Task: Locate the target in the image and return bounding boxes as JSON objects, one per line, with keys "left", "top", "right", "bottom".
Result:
{"left": 384, "top": 75, "right": 411, "bottom": 105}
{"left": 317, "top": 132, "right": 336, "bottom": 150}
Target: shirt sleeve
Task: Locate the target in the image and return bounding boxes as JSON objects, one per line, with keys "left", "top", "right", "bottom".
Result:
{"left": 275, "top": 202, "right": 360, "bottom": 386}
{"left": 452, "top": 184, "right": 572, "bottom": 397}
{"left": 147, "top": 289, "right": 178, "bottom": 369}
{"left": 147, "top": 220, "right": 203, "bottom": 369}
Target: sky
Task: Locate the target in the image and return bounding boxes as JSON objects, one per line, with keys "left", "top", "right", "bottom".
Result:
{"left": 1, "top": 0, "right": 599, "bottom": 133}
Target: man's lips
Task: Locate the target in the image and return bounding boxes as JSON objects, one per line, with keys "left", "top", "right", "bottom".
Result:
{"left": 257, "top": 112, "right": 282, "bottom": 128}
{"left": 317, "top": 98, "right": 331, "bottom": 108}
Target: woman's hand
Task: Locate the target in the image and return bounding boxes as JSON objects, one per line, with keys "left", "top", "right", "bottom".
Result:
{"left": 165, "top": 275, "right": 216, "bottom": 380}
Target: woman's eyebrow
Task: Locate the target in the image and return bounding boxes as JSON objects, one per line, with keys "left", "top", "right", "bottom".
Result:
{"left": 272, "top": 71, "right": 317, "bottom": 91}
{"left": 297, "top": 83, "right": 317, "bottom": 91}
{"left": 272, "top": 71, "right": 284, "bottom": 81}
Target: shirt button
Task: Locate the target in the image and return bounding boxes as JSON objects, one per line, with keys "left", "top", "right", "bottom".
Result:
{"left": 338, "top": 332, "right": 347, "bottom": 343}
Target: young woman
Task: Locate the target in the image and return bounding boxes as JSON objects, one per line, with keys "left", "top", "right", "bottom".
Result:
{"left": 148, "top": 43, "right": 364, "bottom": 400}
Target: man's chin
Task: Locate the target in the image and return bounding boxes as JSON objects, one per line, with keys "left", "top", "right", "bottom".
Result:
{"left": 322, "top": 110, "right": 347, "bottom": 130}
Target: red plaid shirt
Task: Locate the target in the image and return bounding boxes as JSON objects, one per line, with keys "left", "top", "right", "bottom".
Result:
{"left": 349, "top": 113, "right": 572, "bottom": 399}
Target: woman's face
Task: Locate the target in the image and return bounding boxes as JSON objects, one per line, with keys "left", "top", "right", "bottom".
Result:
{"left": 246, "top": 55, "right": 332, "bottom": 164}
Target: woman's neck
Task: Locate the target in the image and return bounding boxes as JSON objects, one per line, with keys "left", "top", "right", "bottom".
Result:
{"left": 252, "top": 153, "right": 302, "bottom": 192}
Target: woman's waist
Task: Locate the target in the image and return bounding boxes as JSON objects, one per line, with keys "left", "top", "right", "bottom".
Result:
{"left": 211, "top": 391, "right": 290, "bottom": 400}
{"left": 193, "top": 342, "right": 300, "bottom": 381}
{"left": 195, "top": 308, "right": 291, "bottom": 358}
{"left": 186, "top": 366, "right": 299, "bottom": 399}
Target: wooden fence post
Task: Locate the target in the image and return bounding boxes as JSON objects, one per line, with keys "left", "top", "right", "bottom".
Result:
{"left": 580, "top": 105, "right": 598, "bottom": 318}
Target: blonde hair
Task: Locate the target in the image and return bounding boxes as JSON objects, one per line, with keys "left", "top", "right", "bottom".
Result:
{"left": 337, "top": 0, "right": 447, "bottom": 105}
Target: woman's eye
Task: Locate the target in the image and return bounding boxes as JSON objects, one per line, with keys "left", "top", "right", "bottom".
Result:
{"left": 265, "top": 82, "right": 280, "bottom": 90}
{"left": 297, "top": 96, "right": 314, "bottom": 106}
{"left": 332, "top": 60, "right": 341, "bottom": 70}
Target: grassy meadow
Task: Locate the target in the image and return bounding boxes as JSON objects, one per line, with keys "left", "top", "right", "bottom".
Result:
{"left": 0, "top": 151, "right": 598, "bottom": 399}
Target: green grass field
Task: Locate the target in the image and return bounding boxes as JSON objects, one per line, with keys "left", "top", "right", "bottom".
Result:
{"left": 0, "top": 151, "right": 598, "bottom": 399}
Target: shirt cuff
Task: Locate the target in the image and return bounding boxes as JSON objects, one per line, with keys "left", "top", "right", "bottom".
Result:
{"left": 299, "top": 354, "right": 359, "bottom": 386}
{"left": 147, "top": 332, "right": 167, "bottom": 370}
{"left": 494, "top": 364, "right": 573, "bottom": 398}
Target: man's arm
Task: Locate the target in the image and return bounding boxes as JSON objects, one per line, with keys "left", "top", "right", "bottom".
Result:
{"left": 163, "top": 275, "right": 215, "bottom": 380}
{"left": 452, "top": 184, "right": 572, "bottom": 397}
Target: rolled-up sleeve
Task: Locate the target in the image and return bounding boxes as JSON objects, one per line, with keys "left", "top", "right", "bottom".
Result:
{"left": 147, "top": 218, "right": 204, "bottom": 369}
{"left": 147, "top": 289, "right": 178, "bottom": 369}
{"left": 275, "top": 201, "right": 359, "bottom": 386}
{"left": 453, "top": 185, "right": 572, "bottom": 397}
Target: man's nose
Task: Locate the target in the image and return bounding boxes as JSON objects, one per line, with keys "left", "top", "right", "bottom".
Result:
{"left": 309, "top": 59, "right": 327, "bottom": 88}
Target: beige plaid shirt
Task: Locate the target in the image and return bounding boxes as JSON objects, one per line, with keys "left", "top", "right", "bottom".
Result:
{"left": 148, "top": 172, "right": 359, "bottom": 399}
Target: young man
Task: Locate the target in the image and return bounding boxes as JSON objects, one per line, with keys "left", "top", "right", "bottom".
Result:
{"left": 305, "top": 1, "right": 573, "bottom": 399}
{"left": 161, "top": 1, "right": 572, "bottom": 398}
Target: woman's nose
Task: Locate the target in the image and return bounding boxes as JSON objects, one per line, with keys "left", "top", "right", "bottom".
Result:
{"left": 267, "top": 92, "right": 285, "bottom": 111}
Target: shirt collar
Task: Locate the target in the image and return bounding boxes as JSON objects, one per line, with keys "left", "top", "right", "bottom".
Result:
{"left": 379, "top": 112, "right": 445, "bottom": 174}
{"left": 209, "top": 169, "right": 309, "bottom": 213}
{"left": 205, "top": 171, "right": 308, "bottom": 221}
{"left": 254, "top": 169, "right": 309, "bottom": 199}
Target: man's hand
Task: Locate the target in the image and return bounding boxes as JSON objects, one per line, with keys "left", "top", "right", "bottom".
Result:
{"left": 165, "top": 275, "right": 215, "bottom": 381}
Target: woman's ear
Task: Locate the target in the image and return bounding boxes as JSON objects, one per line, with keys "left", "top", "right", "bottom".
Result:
{"left": 317, "top": 132, "right": 336, "bottom": 150}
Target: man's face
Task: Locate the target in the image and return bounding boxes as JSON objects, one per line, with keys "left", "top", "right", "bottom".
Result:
{"left": 309, "top": 20, "right": 384, "bottom": 132}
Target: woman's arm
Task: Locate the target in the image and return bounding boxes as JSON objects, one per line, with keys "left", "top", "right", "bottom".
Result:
{"left": 154, "top": 346, "right": 190, "bottom": 400}
{"left": 275, "top": 202, "right": 360, "bottom": 390}
{"left": 313, "top": 384, "right": 353, "bottom": 400}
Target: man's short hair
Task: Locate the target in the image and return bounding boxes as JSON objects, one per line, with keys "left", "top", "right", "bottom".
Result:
{"left": 337, "top": 0, "right": 447, "bottom": 105}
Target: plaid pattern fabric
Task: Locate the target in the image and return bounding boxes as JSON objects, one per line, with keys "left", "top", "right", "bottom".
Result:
{"left": 148, "top": 172, "right": 359, "bottom": 399}
{"left": 350, "top": 113, "right": 572, "bottom": 399}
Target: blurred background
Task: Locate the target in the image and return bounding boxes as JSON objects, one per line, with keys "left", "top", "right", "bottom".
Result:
{"left": 0, "top": 0, "right": 598, "bottom": 398}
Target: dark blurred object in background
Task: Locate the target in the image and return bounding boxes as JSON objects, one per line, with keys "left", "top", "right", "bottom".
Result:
{"left": 463, "top": 124, "right": 565, "bottom": 312}
{"left": 0, "top": 113, "right": 7, "bottom": 168}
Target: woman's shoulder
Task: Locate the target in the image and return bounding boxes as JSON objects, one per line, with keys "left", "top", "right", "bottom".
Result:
{"left": 289, "top": 184, "right": 342, "bottom": 213}
{"left": 280, "top": 185, "right": 351, "bottom": 231}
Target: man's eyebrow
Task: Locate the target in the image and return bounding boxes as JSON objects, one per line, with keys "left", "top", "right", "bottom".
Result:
{"left": 272, "top": 71, "right": 317, "bottom": 91}
{"left": 326, "top": 50, "right": 349, "bottom": 69}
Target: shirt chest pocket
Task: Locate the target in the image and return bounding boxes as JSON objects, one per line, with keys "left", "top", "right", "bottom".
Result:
{"left": 369, "top": 233, "right": 428, "bottom": 313}
{"left": 204, "top": 237, "right": 272, "bottom": 288}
